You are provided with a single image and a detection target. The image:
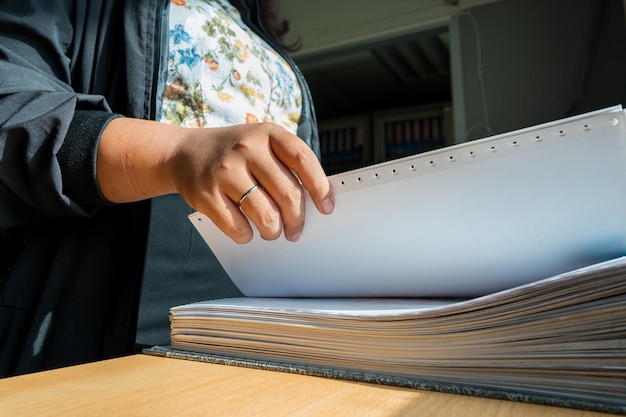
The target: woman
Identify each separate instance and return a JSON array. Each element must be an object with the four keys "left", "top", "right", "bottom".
[{"left": 0, "top": 0, "right": 334, "bottom": 377}]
